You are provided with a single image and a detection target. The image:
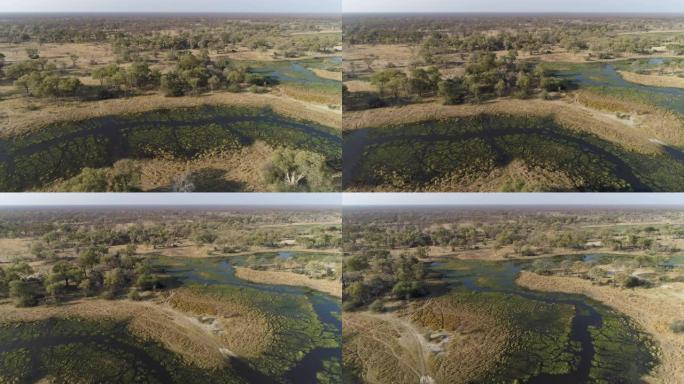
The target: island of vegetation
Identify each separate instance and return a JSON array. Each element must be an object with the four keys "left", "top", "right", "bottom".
[
  {"left": 342, "top": 206, "right": 684, "bottom": 383},
  {"left": 0, "top": 206, "right": 342, "bottom": 383},
  {"left": 343, "top": 14, "right": 684, "bottom": 192},
  {"left": 0, "top": 14, "right": 342, "bottom": 191}
]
